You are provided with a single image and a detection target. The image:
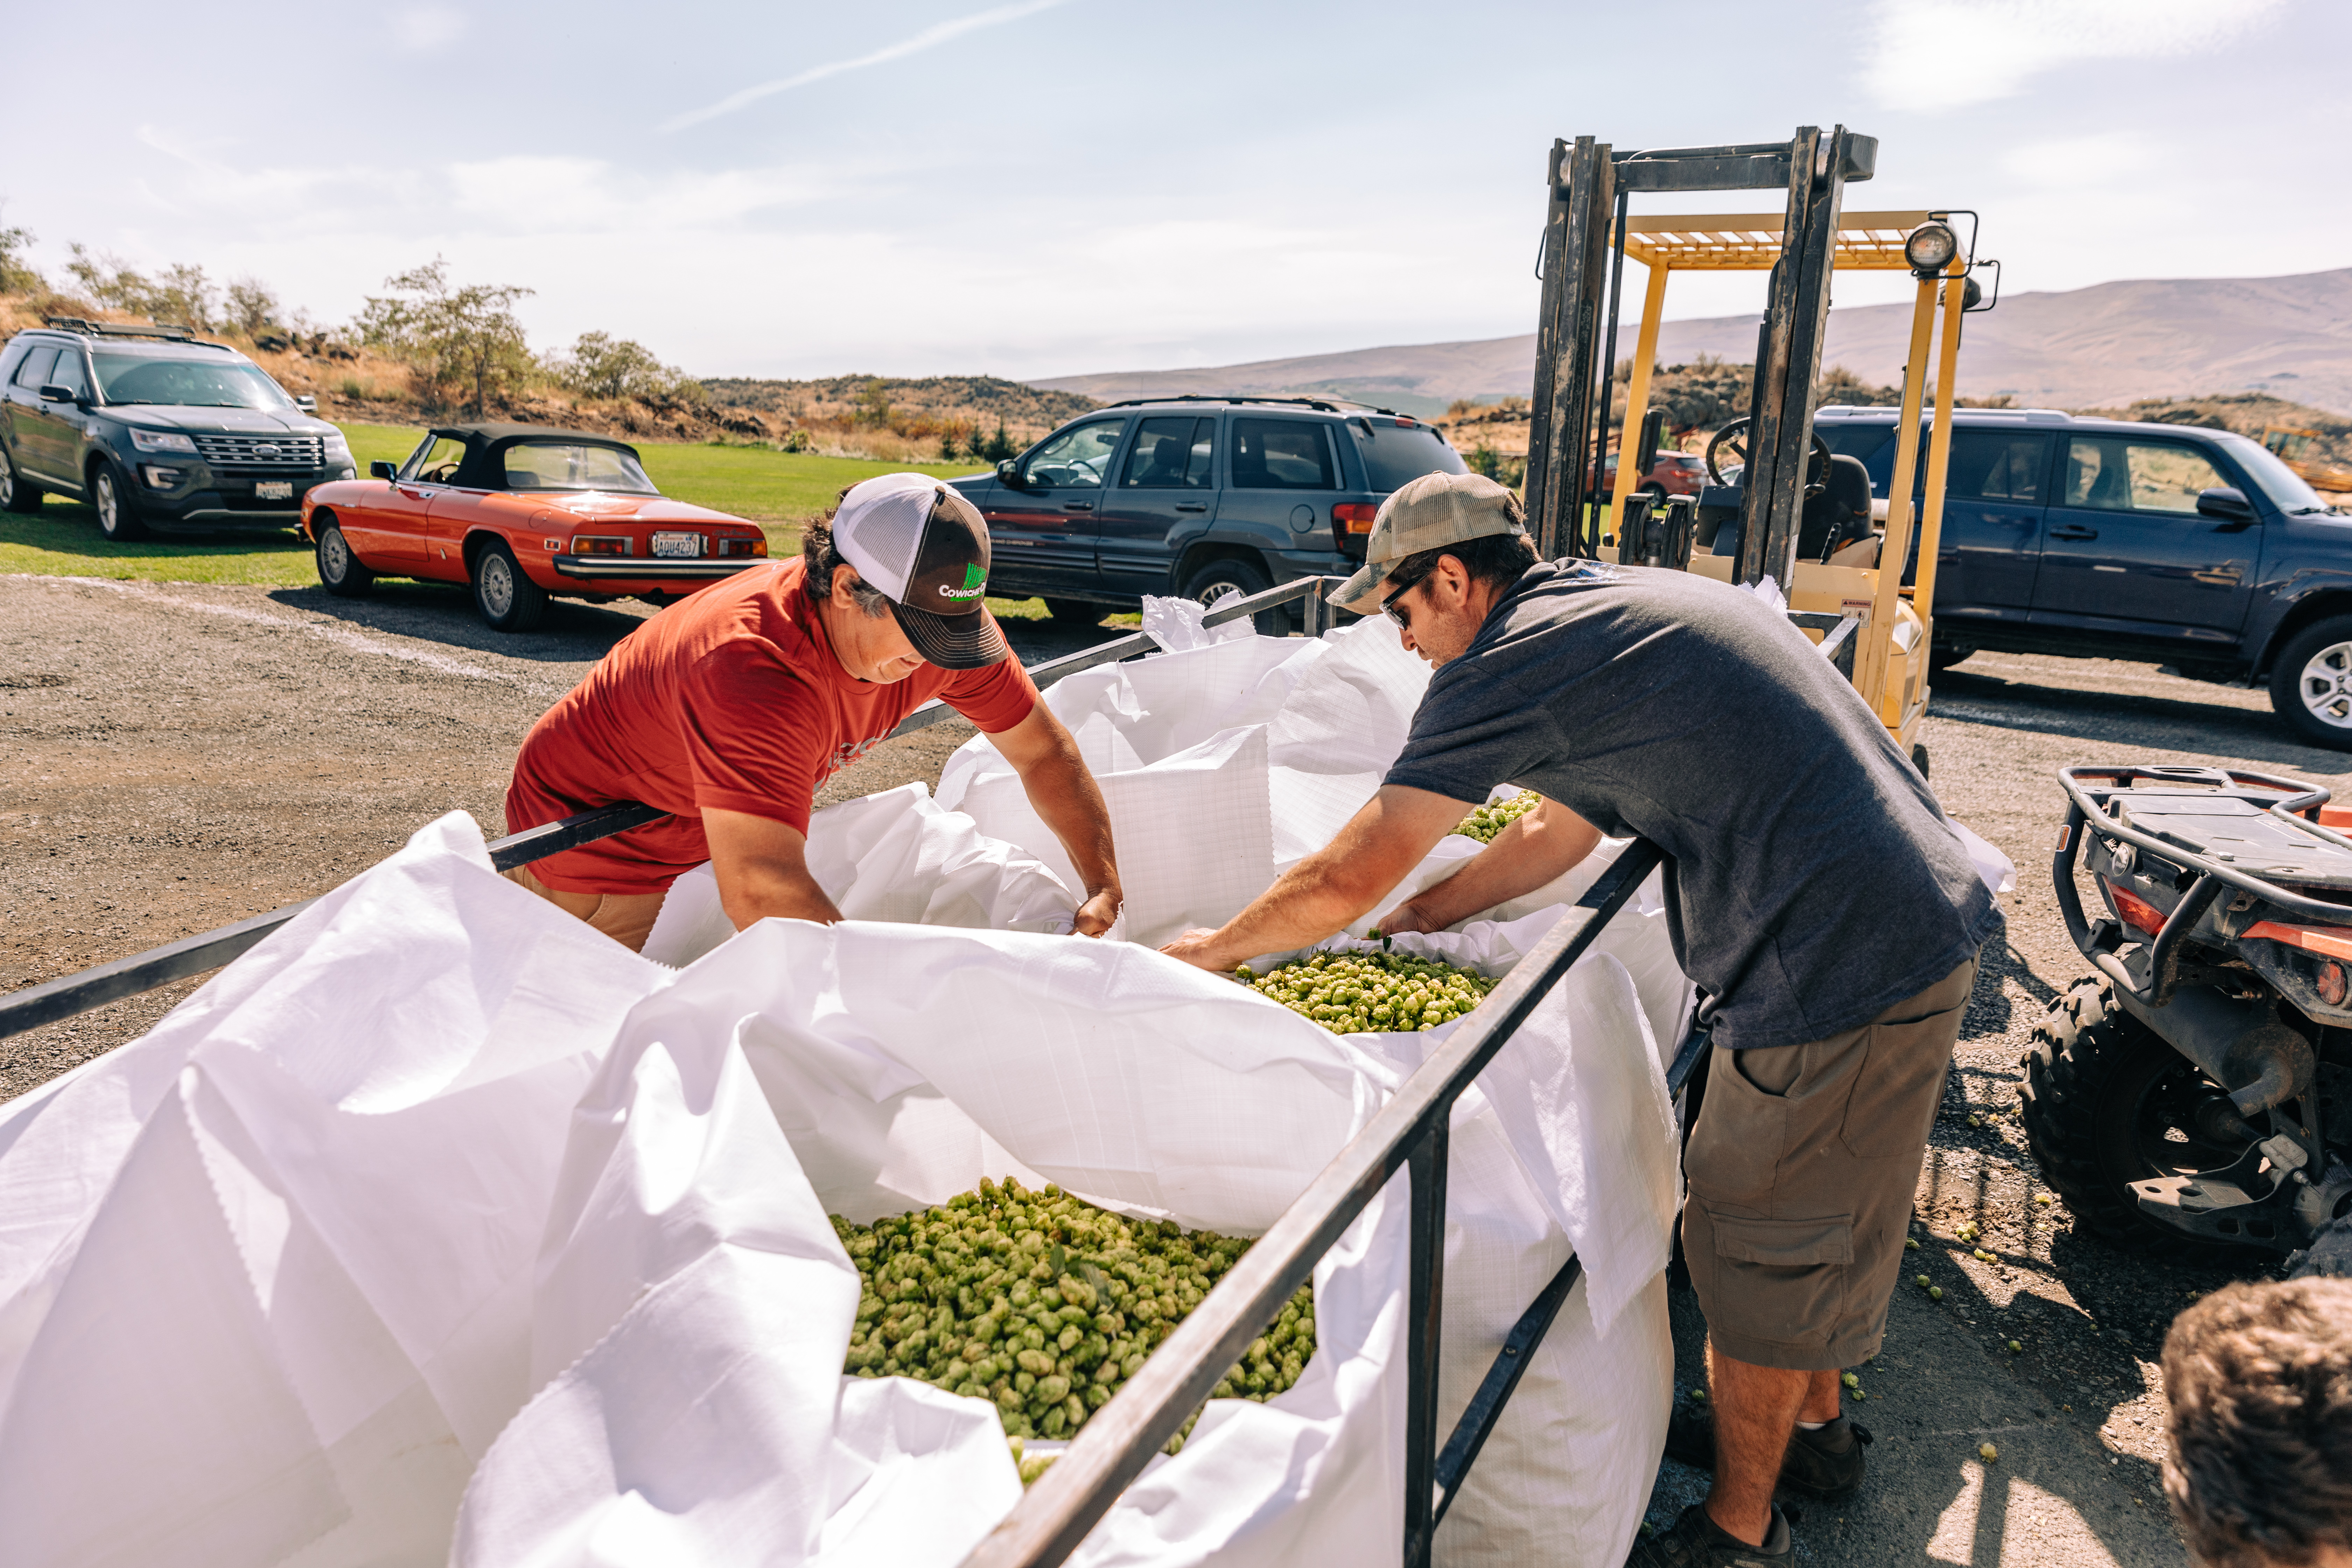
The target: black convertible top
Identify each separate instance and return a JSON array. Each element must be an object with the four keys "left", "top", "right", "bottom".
[{"left": 423, "top": 423, "right": 645, "bottom": 491}]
